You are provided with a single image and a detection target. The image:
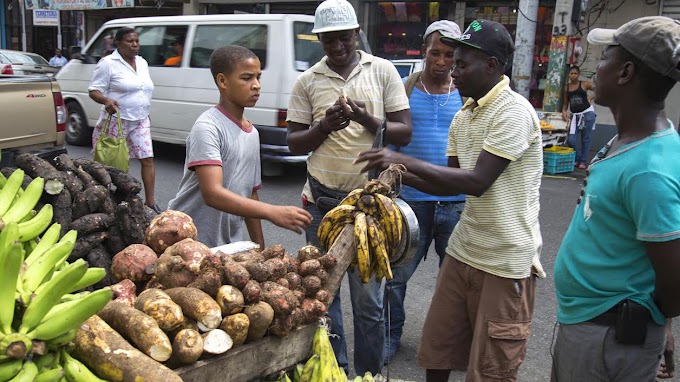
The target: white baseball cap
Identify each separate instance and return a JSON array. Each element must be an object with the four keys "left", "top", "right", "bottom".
[
  {"left": 312, "top": 0, "right": 360, "bottom": 34},
  {"left": 423, "top": 20, "right": 462, "bottom": 42}
]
